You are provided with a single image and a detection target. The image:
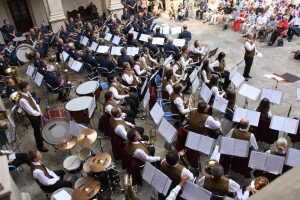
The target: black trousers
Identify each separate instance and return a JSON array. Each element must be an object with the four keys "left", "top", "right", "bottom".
[
  {"left": 40, "top": 170, "right": 72, "bottom": 193},
  {"left": 125, "top": 95, "right": 139, "bottom": 115},
  {"left": 28, "top": 116, "right": 44, "bottom": 150},
  {"left": 243, "top": 56, "right": 254, "bottom": 77},
  {"left": 220, "top": 70, "right": 231, "bottom": 90},
  {"left": 10, "top": 153, "right": 30, "bottom": 168},
  {"left": 269, "top": 29, "right": 280, "bottom": 45}
]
